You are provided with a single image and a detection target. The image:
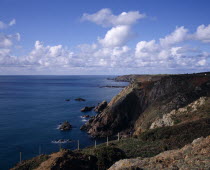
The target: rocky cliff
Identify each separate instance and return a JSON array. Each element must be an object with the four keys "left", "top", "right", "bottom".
[{"left": 81, "top": 73, "right": 210, "bottom": 137}]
